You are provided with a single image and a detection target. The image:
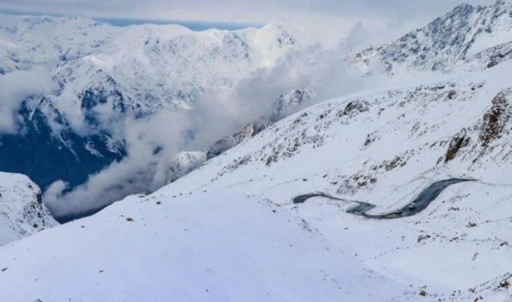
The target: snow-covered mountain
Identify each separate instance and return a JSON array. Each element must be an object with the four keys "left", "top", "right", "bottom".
[
  {"left": 354, "top": 0, "right": 512, "bottom": 74},
  {"left": 0, "top": 14, "right": 304, "bottom": 195},
  {"left": 203, "top": 89, "right": 314, "bottom": 160},
  {"left": 2, "top": 0, "right": 512, "bottom": 215},
  {"left": 0, "top": 13, "right": 300, "bottom": 119},
  {"left": 0, "top": 172, "right": 57, "bottom": 245},
  {"left": 2, "top": 58, "right": 512, "bottom": 300}
]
